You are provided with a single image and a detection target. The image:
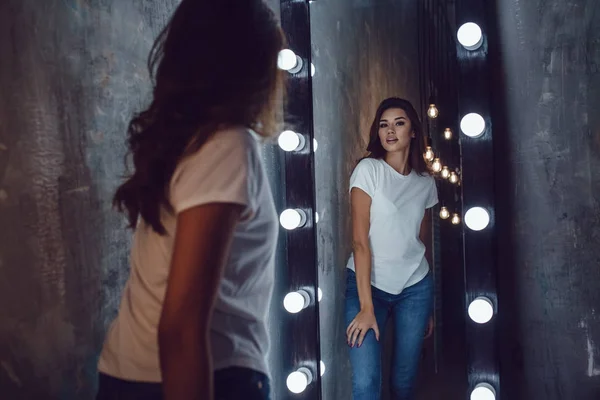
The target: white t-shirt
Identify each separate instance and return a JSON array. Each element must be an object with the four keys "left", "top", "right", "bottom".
[
  {"left": 98, "top": 127, "right": 278, "bottom": 382},
  {"left": 346, "top": 158, "right": 438, "bottom": 295}
]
